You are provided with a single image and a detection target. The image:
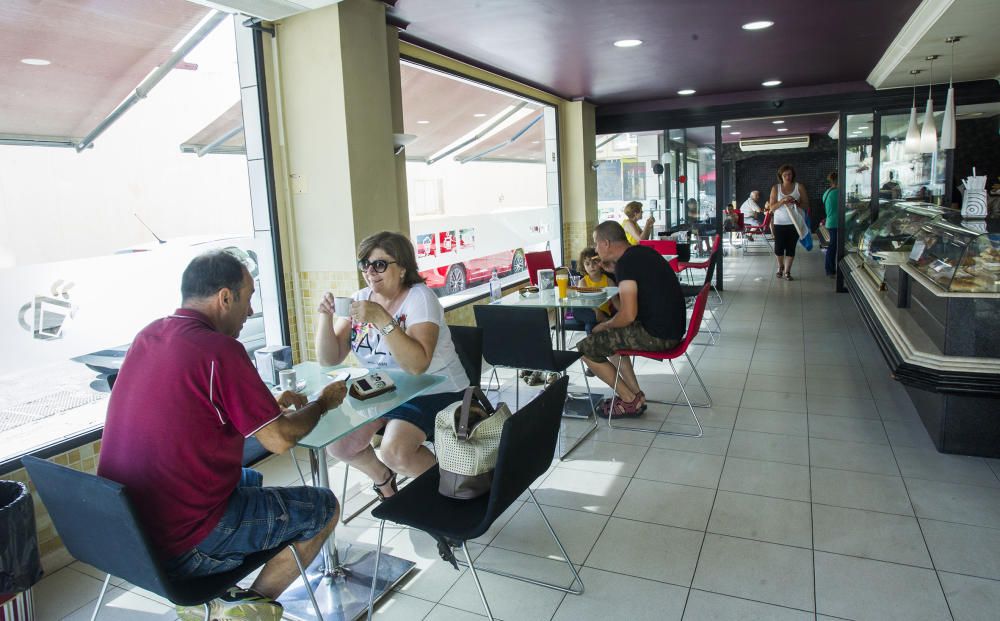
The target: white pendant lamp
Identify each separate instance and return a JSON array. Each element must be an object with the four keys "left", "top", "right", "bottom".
[
  {"left": 919, "top": 55, "right": 938, "bottom": 154},
  {"left": 905, "top": 69, "right": 921, "bottom": 153},
  {"left": 940, "top": 36, "right": 960, "bottom": 150}
]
